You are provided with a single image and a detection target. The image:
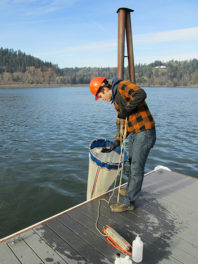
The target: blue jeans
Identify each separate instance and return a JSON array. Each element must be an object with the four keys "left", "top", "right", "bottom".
[{"left": 123, "top": 128, "right": 156, "bottom": 206}]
